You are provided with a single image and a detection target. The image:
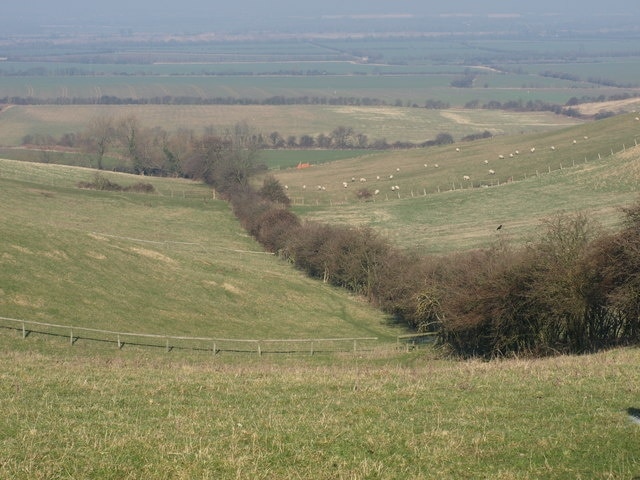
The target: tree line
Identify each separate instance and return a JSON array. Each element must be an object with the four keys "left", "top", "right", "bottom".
[
  {"left": 22, "top": 117, "right": 459, "bottom": 174},
  {"left": 179, "top": 131, "right": 640, "bottom": 358}
]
